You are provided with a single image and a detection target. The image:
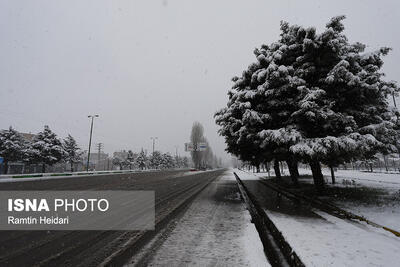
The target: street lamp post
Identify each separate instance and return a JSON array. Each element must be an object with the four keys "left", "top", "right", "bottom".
[
  {"left": 86, "top": 114, "right": 99, "bottom": 171},
  {"left": 175, "top": 145, "right": 179, "bottom": 158},
  {"left": 150, "top": 137, "right": 158, "bottom": 155}
]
